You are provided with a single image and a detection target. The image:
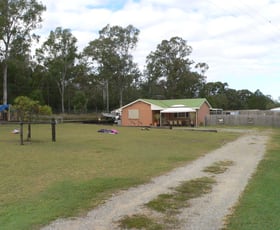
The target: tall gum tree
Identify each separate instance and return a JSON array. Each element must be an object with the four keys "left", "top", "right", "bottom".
[
  {"left": 84, "top": 24, "right": 140, "bottom": 109},
  {"left": 145, "top": 36, "right": 206, "bottom": 99},
  {"left": 0, "top": 0, "right": 46, "bottom": 105},
  {"left": 36, "top": 27, "right": 78, "bottom": 113}
]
